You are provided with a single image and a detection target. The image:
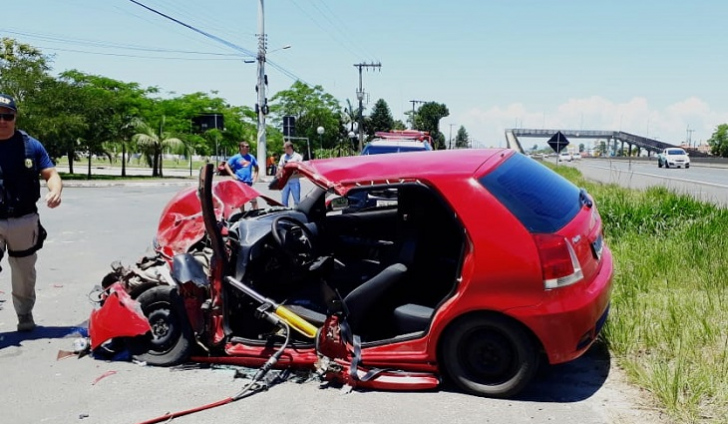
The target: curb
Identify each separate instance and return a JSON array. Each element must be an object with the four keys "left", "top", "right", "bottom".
[{"left": 62, "top": 179, "right": 197, "bottom": 188}]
